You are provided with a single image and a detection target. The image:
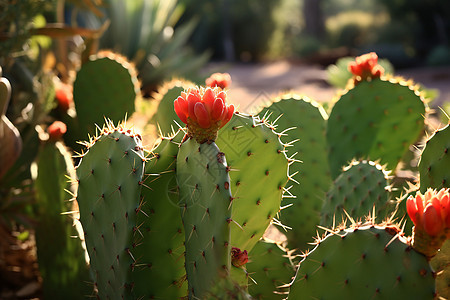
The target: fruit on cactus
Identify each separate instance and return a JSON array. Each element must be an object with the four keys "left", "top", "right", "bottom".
[
  {"left": 55, "top": 82, "right": 73, "bottom": 112},
  {"left": 348, "top": 52, "right": 384, "bottom": 80},
  {"left": 407, "top": 188, "right": 450, "bottom": 257},
  {"left": 231, "top": 247, "right": 248, "bottom": 268},
  {"left": 174, "top": 86, "right": 234, "bottom": 143},
  {"left": 205, "top": 72, "right": 232, "bottom": 89},
  {"left": 48, "top": 121, "right": 67, "bottom": 140}
]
